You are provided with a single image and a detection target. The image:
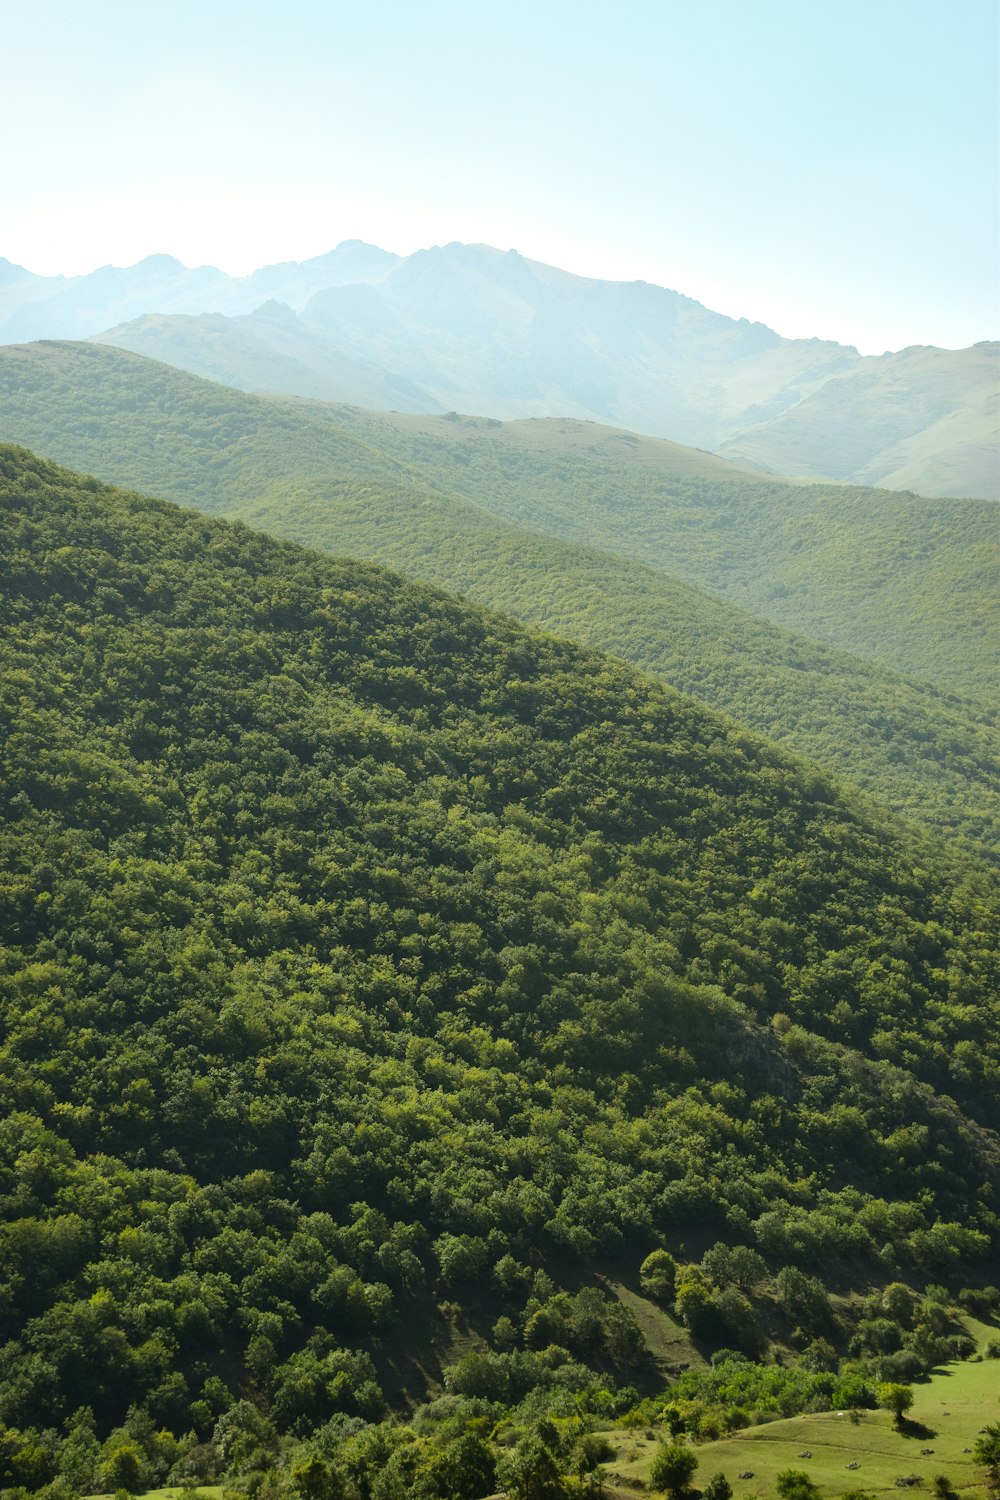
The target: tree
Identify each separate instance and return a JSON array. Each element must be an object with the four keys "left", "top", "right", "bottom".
[
  {"left": 571, "top": 1434, "right": 615, "bottom": 1483},
  {"left": 497, "top": 1435, "right": 566, "bottom": 1500},
  {"left": 875, "top": 1382, "right": 914, "bottom": 1427},
  {"left": 293, "top": 1456, "right": 343, "bottom": 1500},
  {"left": 882, "top": 1282, "right": 917, "bottom": 1326},
  {"left": 701, "top": 1244, "right": 766, "bottom": 1293},
  {"left": 972, "top": 1424, "right": 1000, "bottom": 1498},
  {"left": 673, "top": 1268, "right": 719, "bottom": 1339},
  {"left": 639, "top": 1250, "right": 677, "bottom": 1303},
  {"left": 492, "top": 1314, "right": 518, "bottom": 1351},
  {"left": 702, "top": 1474, "right": 733, "bottom": 1500},
  {"left": 434, "top": 1233, "right": 488, "bottom": 1290},
  {"left": 775, "top": 1267, "right": 831, "bottom": 1336},
  {"left": 99, "top": 1443, "right": 144, "bottom": 1495},
  {"left": 649, "top": 1443, "right": 698, "bottom": 1497},
  {"left": 775, "top": 1471, "right": 821, "bottom": 1500},
  {"left": 435, "top": 1433, "right": 497, "bottom": 1500}
]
